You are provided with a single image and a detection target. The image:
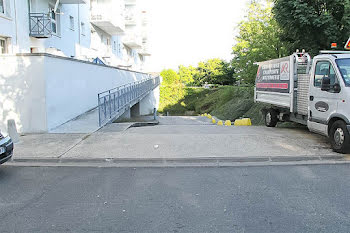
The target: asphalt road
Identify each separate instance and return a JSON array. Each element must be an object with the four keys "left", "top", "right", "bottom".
[{"left": 0, "top": 165, "right": 350, "bottom": 233}]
